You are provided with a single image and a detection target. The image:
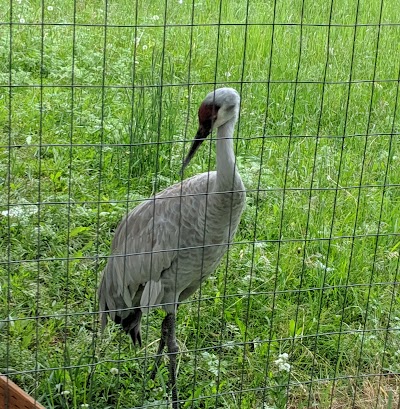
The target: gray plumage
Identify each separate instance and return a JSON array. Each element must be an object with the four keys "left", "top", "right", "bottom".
[{"left": 98, "top": 87, "right": 245, "bottom": 408}]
